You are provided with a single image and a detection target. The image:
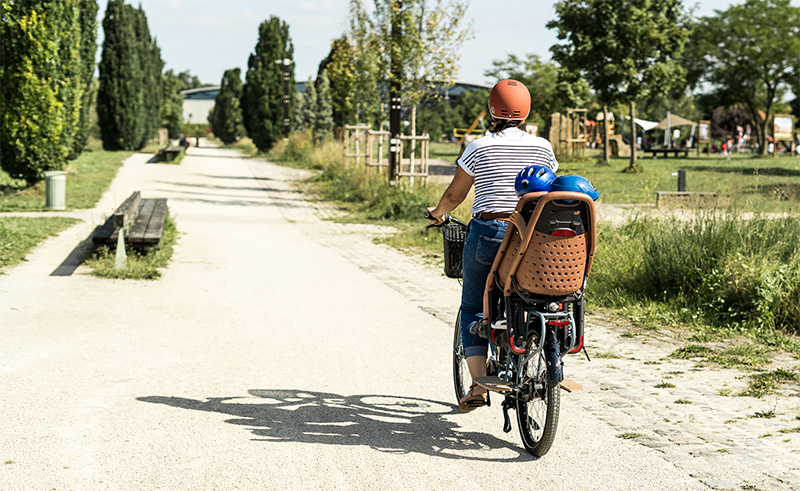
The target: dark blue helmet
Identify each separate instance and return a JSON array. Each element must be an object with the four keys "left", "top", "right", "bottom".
[
  {"left": 548, "top": 174, "right": 600, "bottom": 201},
  {"left": 514, "top": 165, "right": 556, "bottom": 196}
]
